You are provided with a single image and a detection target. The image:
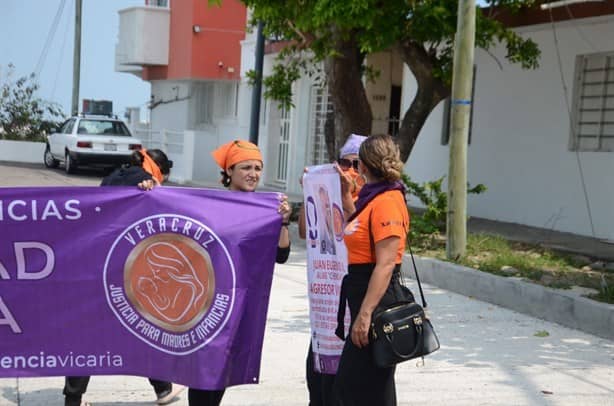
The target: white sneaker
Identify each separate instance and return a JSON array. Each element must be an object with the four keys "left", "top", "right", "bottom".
[{"left": 156, "top": 384, "right": 186, "bottom": 405}]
